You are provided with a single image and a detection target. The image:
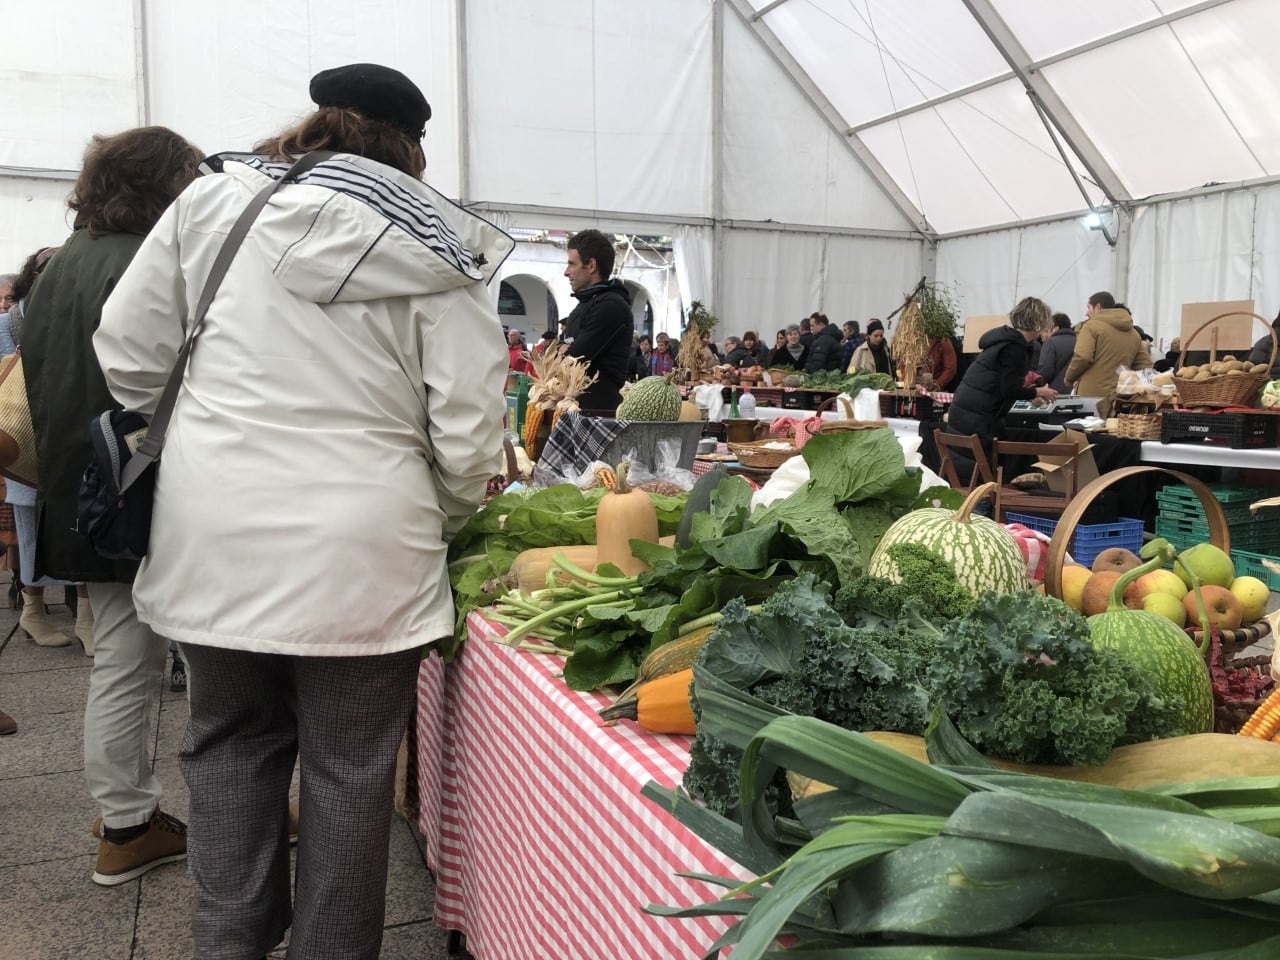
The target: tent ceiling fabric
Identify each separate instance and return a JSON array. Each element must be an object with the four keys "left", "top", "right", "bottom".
[{"left": 751, "top": 0, "right": 1280, "bottom": 233}]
